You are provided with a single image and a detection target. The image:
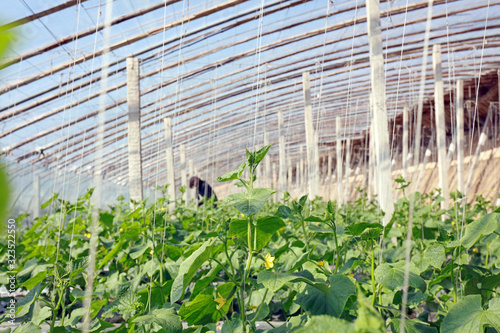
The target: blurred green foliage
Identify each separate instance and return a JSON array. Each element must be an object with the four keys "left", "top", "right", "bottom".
[{"left": 0, "top": 23, "right": 14, "bottom": 229}]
